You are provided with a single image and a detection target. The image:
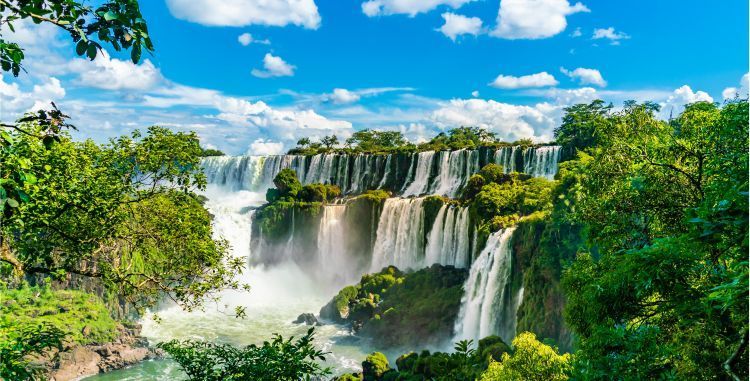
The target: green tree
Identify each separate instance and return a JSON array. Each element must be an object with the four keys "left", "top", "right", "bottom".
[
  {"left": 321, "top": 134, "right": 339, "bottom": 150},
  {"left": 158, "top": 328, "right": 331, "bottom": 381},
  {"left": 561, "top": 100, "right": 749, "bottom": 380},
  {"left": 554, "top": 100, "right": 612, "bottom": 152},
  {"left": 0, "top": 126, "right": 244, "bottom": 312},
  {"left": 345, "top": 129, "right": 408, "bottom": 153},
  {"left": 480, "top": 332, "right": 572, "bottom": 381}
]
